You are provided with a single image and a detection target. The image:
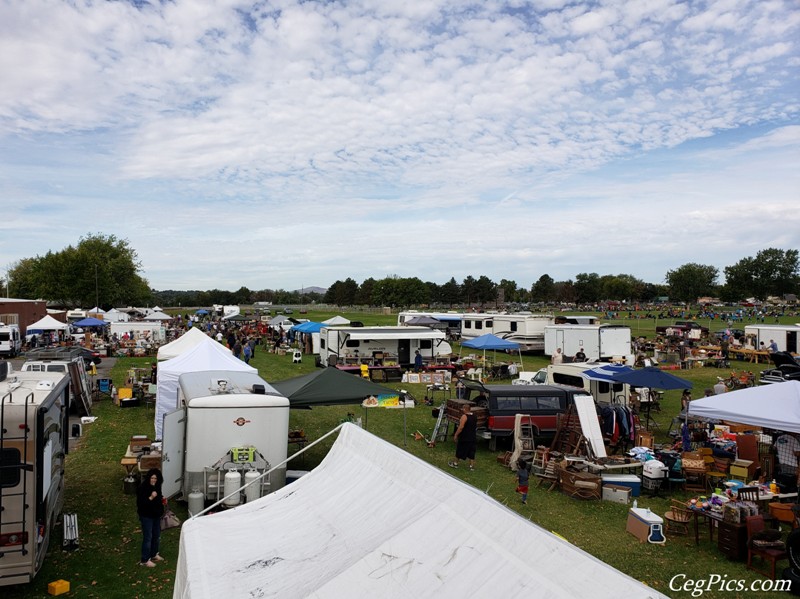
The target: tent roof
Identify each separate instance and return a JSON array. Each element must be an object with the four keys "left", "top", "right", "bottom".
[
  {"left": 613, "top": 366, "right": 693, "bottom": 390},
  {"left": 689, "top": 381, "right": 800, "bottom": 433},
  {"left": 322, "top": 315, "right": 350, "bottom": 325},
  {"left": 144, "top": 311, "right": 172, "bottom": 321},
  {"left": 174, "top": 423, "right": 667, "bottom": 599},
  {"left": 462, "top": 333, "right": 520, "bottom": 350},
  {"left": 404, "top": 315, "right": 440, "bottom": 326},
  {"left": 72, "top": 317, "right": 107, "bottom": 328},
  {"left": 157, "top": 328, "right": 231, "bottom": 361},
  {"left": 581, "top": 364, "right": 635, "bottom": 383},
  {"left": 272, "top": 368, "right": 398, "bottom": 408},
  {"left": 26, "top": 314, "right": 69, "bottom": 330}
]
